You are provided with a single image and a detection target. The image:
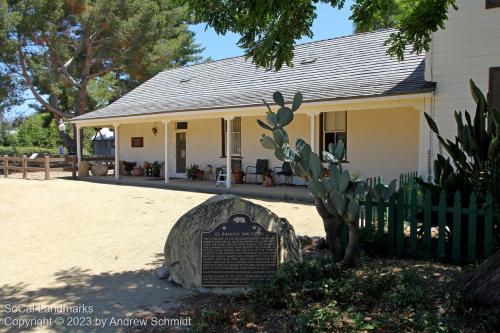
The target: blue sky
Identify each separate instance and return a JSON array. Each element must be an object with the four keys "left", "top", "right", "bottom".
[
  {"left": 190, "top": 2, "right": 354, "bottom": 60},
  {"left": 7, "top": 1, "right": 354, "bottom": 120}
]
